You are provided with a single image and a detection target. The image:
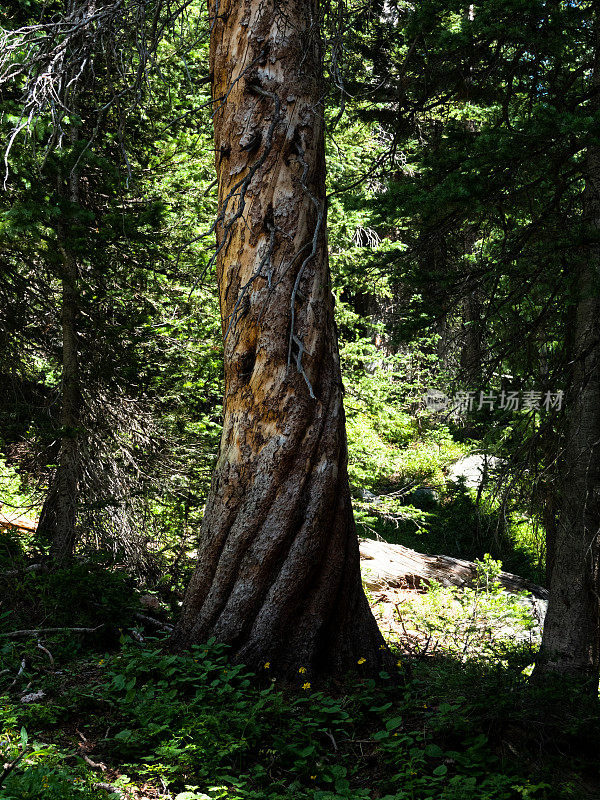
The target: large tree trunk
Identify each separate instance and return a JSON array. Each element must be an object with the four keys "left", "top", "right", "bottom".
[
  {"left": 172, "top": 0, "right": 388, "bottom": 678},
  {"left": 37, "top": 160, "right": 82, "bottom": 567},
  {"left": 532, "top": 19, "right": 600, "bottom": 694}
]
